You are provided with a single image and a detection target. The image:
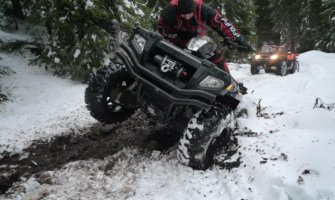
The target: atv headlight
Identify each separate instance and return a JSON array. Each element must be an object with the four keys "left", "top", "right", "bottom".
[
  {"left": 199, "top": 76, "right": 225, "bottom": 89},
  {"left": 255, "top": 54, "right": 261, "bottom": 60},
  {"left": 132, "top": 34, "right": 146, "bottom": 54},
  {"left": 187, "top": 37, "right": 209, "bottom": 51},
  {"left": 270, "top": 54, "right": 278, "bottom": 60}
]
